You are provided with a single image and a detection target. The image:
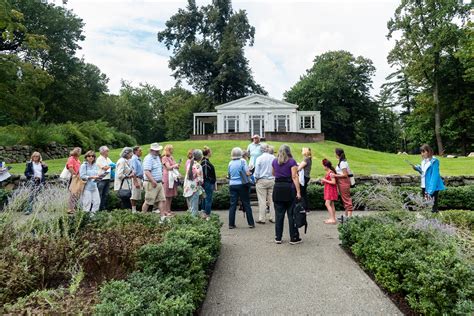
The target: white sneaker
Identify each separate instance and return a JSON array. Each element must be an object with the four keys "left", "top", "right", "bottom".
[
  {"left": 153, "top": 209, "right": 160, "bottom": 214},
  {"left": 132, "top": 209, "right": 137, "bottom": 214}
]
